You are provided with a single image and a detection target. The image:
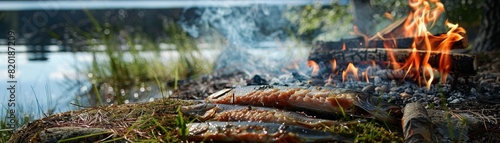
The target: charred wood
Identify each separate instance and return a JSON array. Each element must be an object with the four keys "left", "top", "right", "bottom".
[
  {"left": 316, "top": 34, "right": 467, "bottom": 51},
  {"left": 308, "top": 47, "right": 476, "bottom": 76}
]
